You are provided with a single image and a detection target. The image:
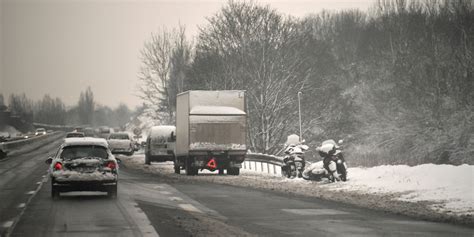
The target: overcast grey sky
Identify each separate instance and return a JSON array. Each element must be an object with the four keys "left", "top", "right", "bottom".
[{"left": 0, "top": 0, "right": 372, "bottom": 108}]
